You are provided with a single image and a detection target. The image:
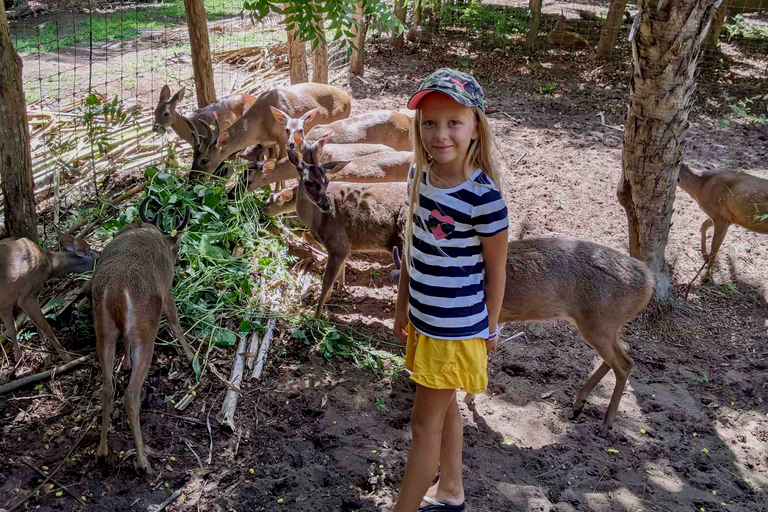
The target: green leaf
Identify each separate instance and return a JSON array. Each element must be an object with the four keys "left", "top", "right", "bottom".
[
  {"left": 501, "top": 438, "right": 516, "bottom": 446},
  {"left": 34, "top": 384, "right": 44, "bottom": 390},
  {"left": 606, "top": 448, "right": 620, "bottom": 454},
  {"left": 212, "top": 330, "right": 238, "bottom": 347},
  {"left": 192, "top": 356, "right": 202, "bottom": 377},
  {"left": 239, "top": 320, "right": 251, "bottom": 332}
]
